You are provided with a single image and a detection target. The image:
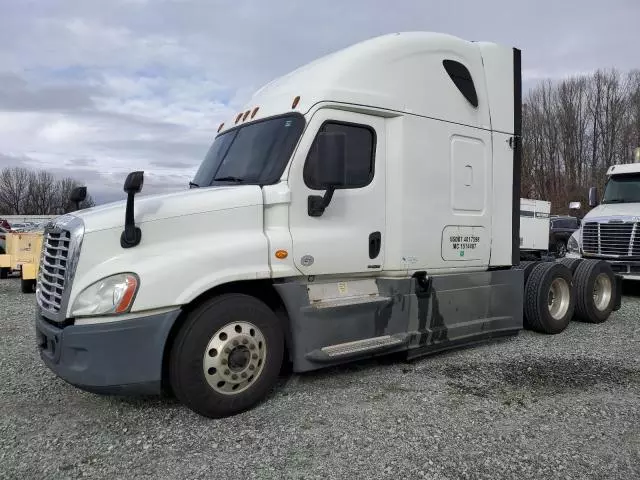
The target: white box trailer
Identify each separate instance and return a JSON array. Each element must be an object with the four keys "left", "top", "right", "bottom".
[
  {"left": 520, "top": 198, "right": 550, "bottom": 258},
  {"left": 34, "top": 32, "right": 622, "bottom": 418}
]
